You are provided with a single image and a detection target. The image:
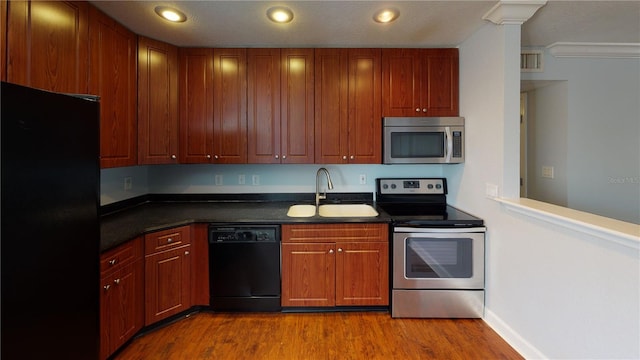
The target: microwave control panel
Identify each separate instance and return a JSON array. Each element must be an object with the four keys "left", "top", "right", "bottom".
[{"left": 377, "top": 178, "right": 447, "bottom": 195}]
